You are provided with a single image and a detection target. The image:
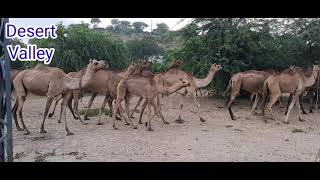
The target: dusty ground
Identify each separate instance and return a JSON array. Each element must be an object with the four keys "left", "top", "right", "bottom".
[{"left": 12, "top": 93, "right": 320, "bottom": 162}]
